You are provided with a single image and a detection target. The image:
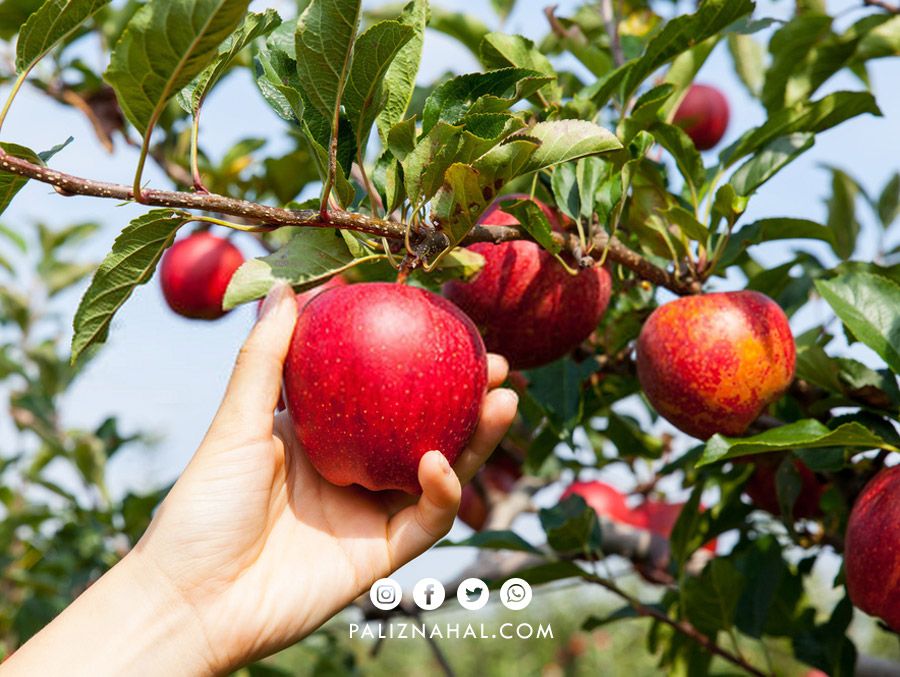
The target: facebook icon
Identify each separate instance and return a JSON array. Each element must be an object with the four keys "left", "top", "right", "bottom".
[{"left": 413, "top": 578, "right": 445, "bottom": 610}]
